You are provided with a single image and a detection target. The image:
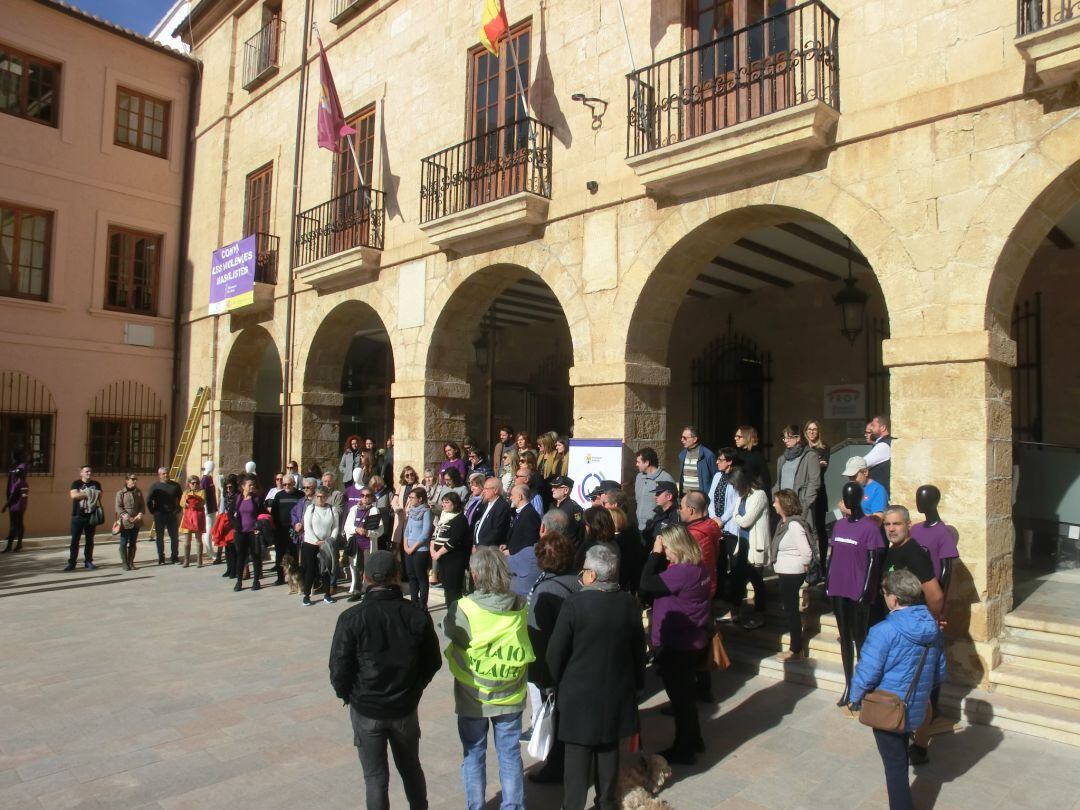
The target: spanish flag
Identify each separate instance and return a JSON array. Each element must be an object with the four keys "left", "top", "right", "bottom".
[{"left": 479, "top": 0, "right": 509, "bottom": 56}]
